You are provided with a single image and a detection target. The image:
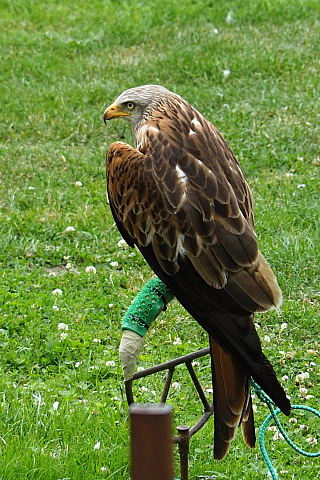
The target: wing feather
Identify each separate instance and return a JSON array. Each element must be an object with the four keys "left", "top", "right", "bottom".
[
  {"left": 210, "top": 336, "right": 255, "bottom": 460},
  {"left": 106, "top": 101, "right": 280, "bottom": 311}
]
